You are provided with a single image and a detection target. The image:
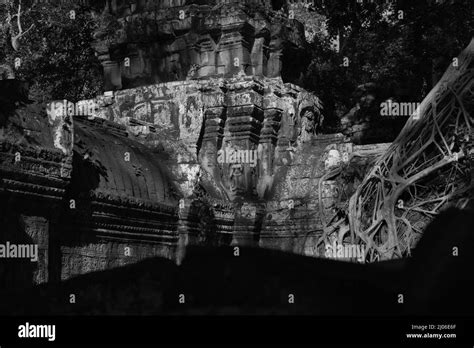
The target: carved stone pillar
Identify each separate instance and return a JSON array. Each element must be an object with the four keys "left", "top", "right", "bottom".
[
  {"left": 19, "top": 215, "right": 49, "bottom": 284},
  {"left": 275, "top": 85, "right": 299, "bottom": 165},
  {"left": 197, "top": 36, "right": 218, "bottom": 78},
  {"left": 199, "top": 84, "right": 227, "bottom": 180},
  {"left": 216, "top": 24, "right": 254, "bottom": 77},
  {"left": 251, "top": 35, "right": 270, "bottom": 76},
  {"left": 221, "top": 79, "right": 264, "bottom": 201},
  {"left": 256, "top": 92, "right": 283, "bottom": 198}
]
